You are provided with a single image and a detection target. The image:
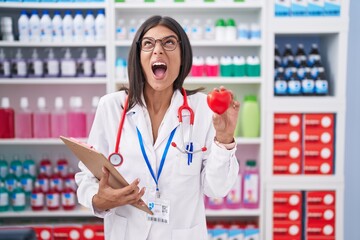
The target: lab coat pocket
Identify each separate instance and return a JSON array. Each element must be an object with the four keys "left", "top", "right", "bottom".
[
  {"left": 172, "top": 224, "right": 202, "bottom": 240},
  {"left": 107, "top": 213, "right": 127, "bottom": 240},
  {"left": 178, "top": 151, "right": 202, "bottom": 176}
]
